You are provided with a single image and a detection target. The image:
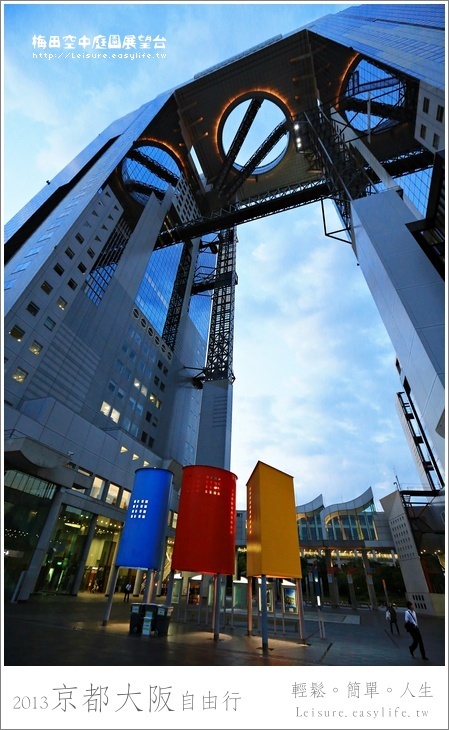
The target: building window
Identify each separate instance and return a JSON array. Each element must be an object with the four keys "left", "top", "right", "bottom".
[
  {"left": 78, "top": 262, "right": 87, "bottom": 274},
  {"left": 25, "top": 245, "right": 43, "bottom": 257},
  {"left": 44, "top": 317, "right": 56, "bottom": 330},
  {"left": 65, "top": 247, "right": 75, "bottom": 259},
  {"left": 145, "top": 411, "right": 152, "bottom": 423},
  {"left": 76, "top": 233, "right": 84, "bottom": 243},
  {"left": 422, "top": 96, "right": 429, "bottom": 114},
  {"left": 149, "top": 393, "right": 161, "bottom": 409},
  {"left": 141, "top": 431, "right": 148, "bottom": 443},
  {"left": 91, "top": 476, "right": 105, "bottom": 499},
  {"left": 100, "top": 401, "right": 111, "bottom": 417},
  {"left": 9, "top": 325, "right": 25, "bottom": 341},
  {"left": 12, "top": 367, "right": 28, "bottom": 383},
  {"left": 105, "top": 483, "right": 120, "bottom": 506},
  {"left": 432, "top": 133, "right": 440, "bottom": 149},
  {"left": 57, "top": 297, "right": 67, "bottom": 310},
  {"left": 29, "top": 340, "right": 43, "bottom": 355},
  {"left": 41, "top": 281, "right": 53, "bottom": 294},
  {"left": 12, "top": 261, "right": 31, "bottom": 273},
  {"left": 436, "top": 105, "right": 444, "bottom": 123},
  {"left": 67, "top": 278, "right": 78, "bottom": 290},
  {"left": 110, "top": 408, "right": 120, "bottom": 423},
  {"left": 420, "top": 124, "right": 426, "bottom": 139},
  {"left": 54, "top": 263, "right": 64, "bottom": 276},
  {"left": 108, "top": 380, "right": 117, "bottom": 393},
  {"left": 117, "top": 388, "right": 125, "bottom": 400},
  {"left": 87, "top": 248, "right": 95, "bottom": 258},
  {"left": 26, "top": 301, "right": 40, "bottom": 316},
  {"left": 4, "top": 279, "right": 17, "bottom": 290},
  {"left": 119, "top": 489, "right": 131, "bottom": 510}
]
